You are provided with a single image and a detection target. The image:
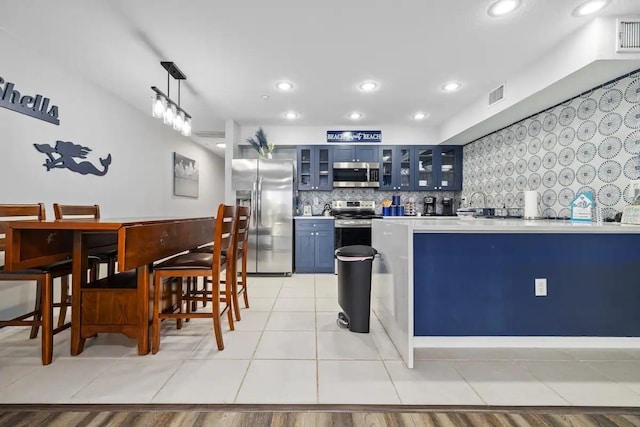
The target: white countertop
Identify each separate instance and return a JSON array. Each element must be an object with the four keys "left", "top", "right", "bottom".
[
  {"left": 294, "top": 216, "right": 334, "bottom": 219},
  {"left": 380, "top": 216, "right": 458, "bottom": 220},
  {"left": 374, "top": 217, "right": 640, "bottom": 233}
]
